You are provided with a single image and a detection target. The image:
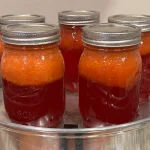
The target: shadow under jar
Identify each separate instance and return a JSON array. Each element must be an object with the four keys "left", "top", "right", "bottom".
[
  {"left": 108, "top": 14, "right": 150, "bottom": 104},
  {"left": 58, "top": 10, "right": 100, "bottom": 92},
  {"left": 1, "top": 24, "right": 65, "bottom": 128},
  {"left": 79, "top": 23, "right": 142, "bottom": 127}
]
